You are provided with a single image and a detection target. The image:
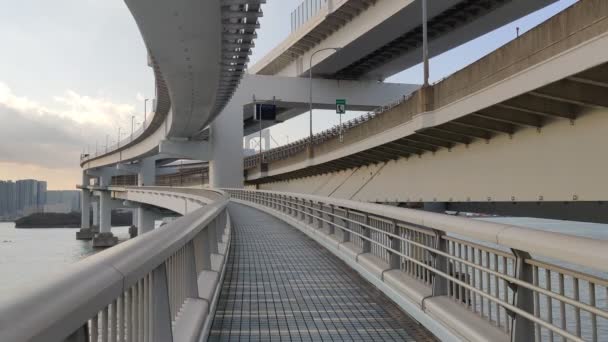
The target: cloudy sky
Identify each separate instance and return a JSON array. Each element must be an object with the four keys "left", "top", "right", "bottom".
[{"left": 0, "top": 0, "right": 576, "bottom": 189}]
